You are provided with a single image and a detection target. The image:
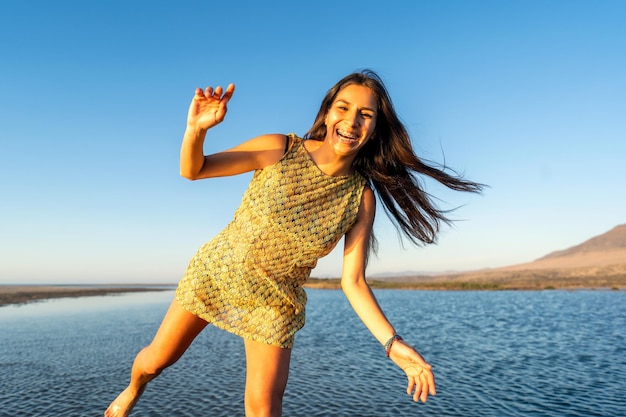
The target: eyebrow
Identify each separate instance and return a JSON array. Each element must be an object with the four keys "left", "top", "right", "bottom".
[{"left": 335, "top": 99, "right": 376, "bottom": 113}]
